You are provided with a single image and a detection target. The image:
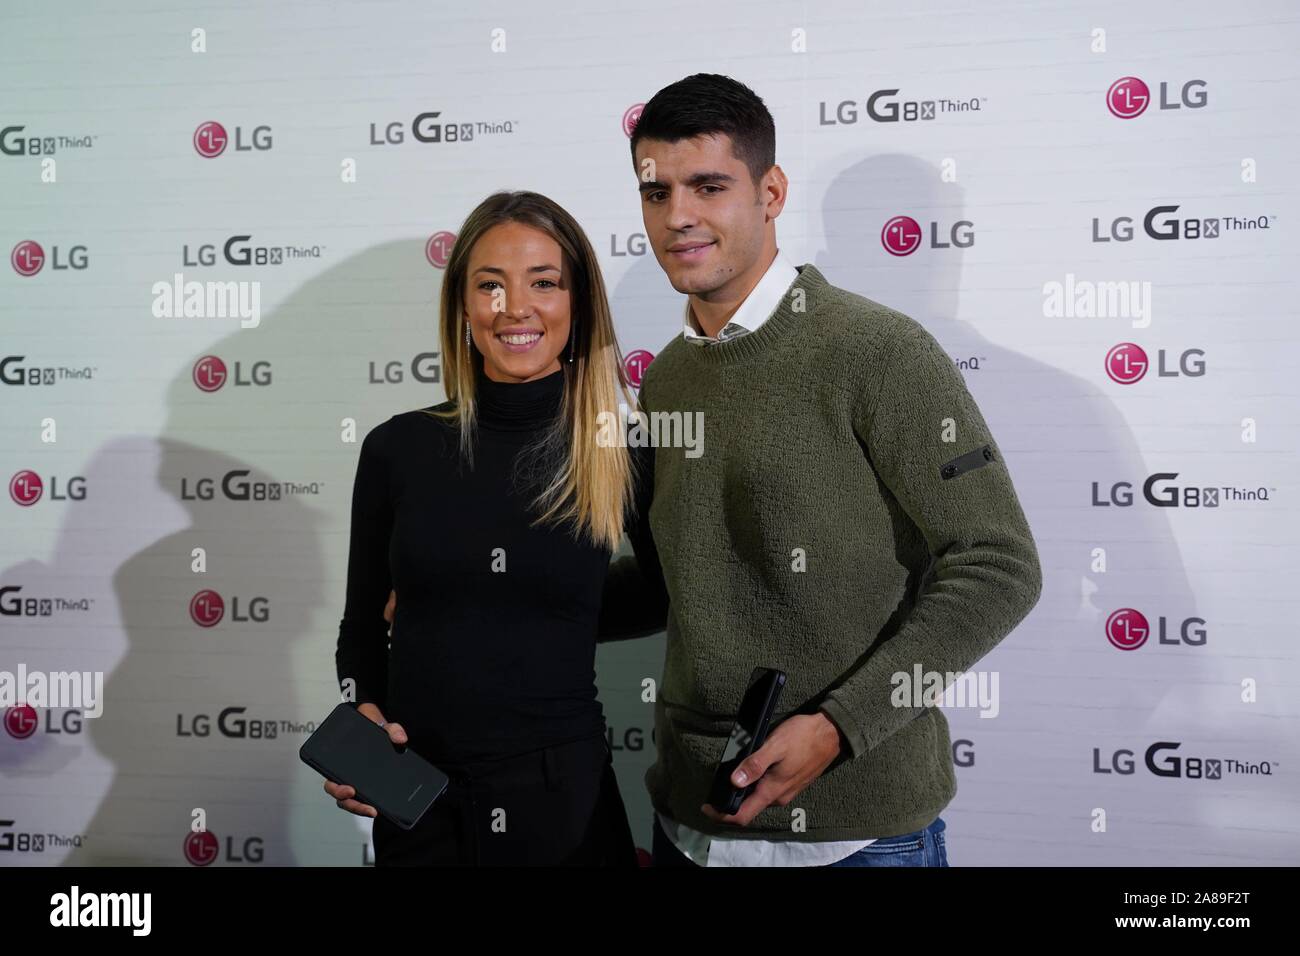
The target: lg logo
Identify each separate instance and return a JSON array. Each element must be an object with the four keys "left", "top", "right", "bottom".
[
  {"left": 426, "top": 231, "right": 455, "bottom": 268},
  {"left": 368, "top": 353, "right": 441, "bottom": 385},
  {"left": 881, "top": 216, "right": 973, "bottom": 256},
  {"left": 193, "top": 121, "right": 272, "bottom": 158},
  {"left": 609, "top": 234, "right": 650, "bottom": 257},
  {"left": 1105, "top": 609, "right": 1207, "bottom": 651},
  {"left": 189, "top": 589, "right": 269, "bottom": 627},
  {"left": 367, "top": 112, "right": 496, "bottom": 146},
  {"left": 192, "top": 355, "right": 272, "bottom": 392},
  {"left": 9, "top": 470, "right": 42, "bottom": 506},
  {"left": 1105, "top": 343, "right": 1206, "bottom": 384},
  {"left": 183, "top": 830, "right": 264, "bottom": 865},
  {"left": 624, "top": 350, "right": 654, "bottom": 388},
  {"left": 1107, "top": 77, "right": 1207, "bottom": 119},
  {"left": 190, "top": 590, "right": 225, "bottom": 628},
  {"left": 11, "top": 240, "right": 43, "bottom": 275},
  {"left": 4, "top": 706, "right": 38, "bottom": 739},
  {"left": 194, "top": 356, "right": 227, "bottom": 392},
  {"left": 3, "top": 706, "right": 82, "bottom": 738},
  {"left": 1105, "top": 343, "right": 1147, "bottom": 384},
  {"left": 184, "top": 830, "right": 219, "bottom": 865},
  {"left": 10, "top": 240, "right": 88, "bottom": 276},
  {"left": 622, "top": 104, "right": 644, "bottom": 138},
  {"left": 9, "top": 470, "right": 86, "bottom": 506},
  {"left": 1093, "top": 205, "right": 1223, "bottom": 242}
]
